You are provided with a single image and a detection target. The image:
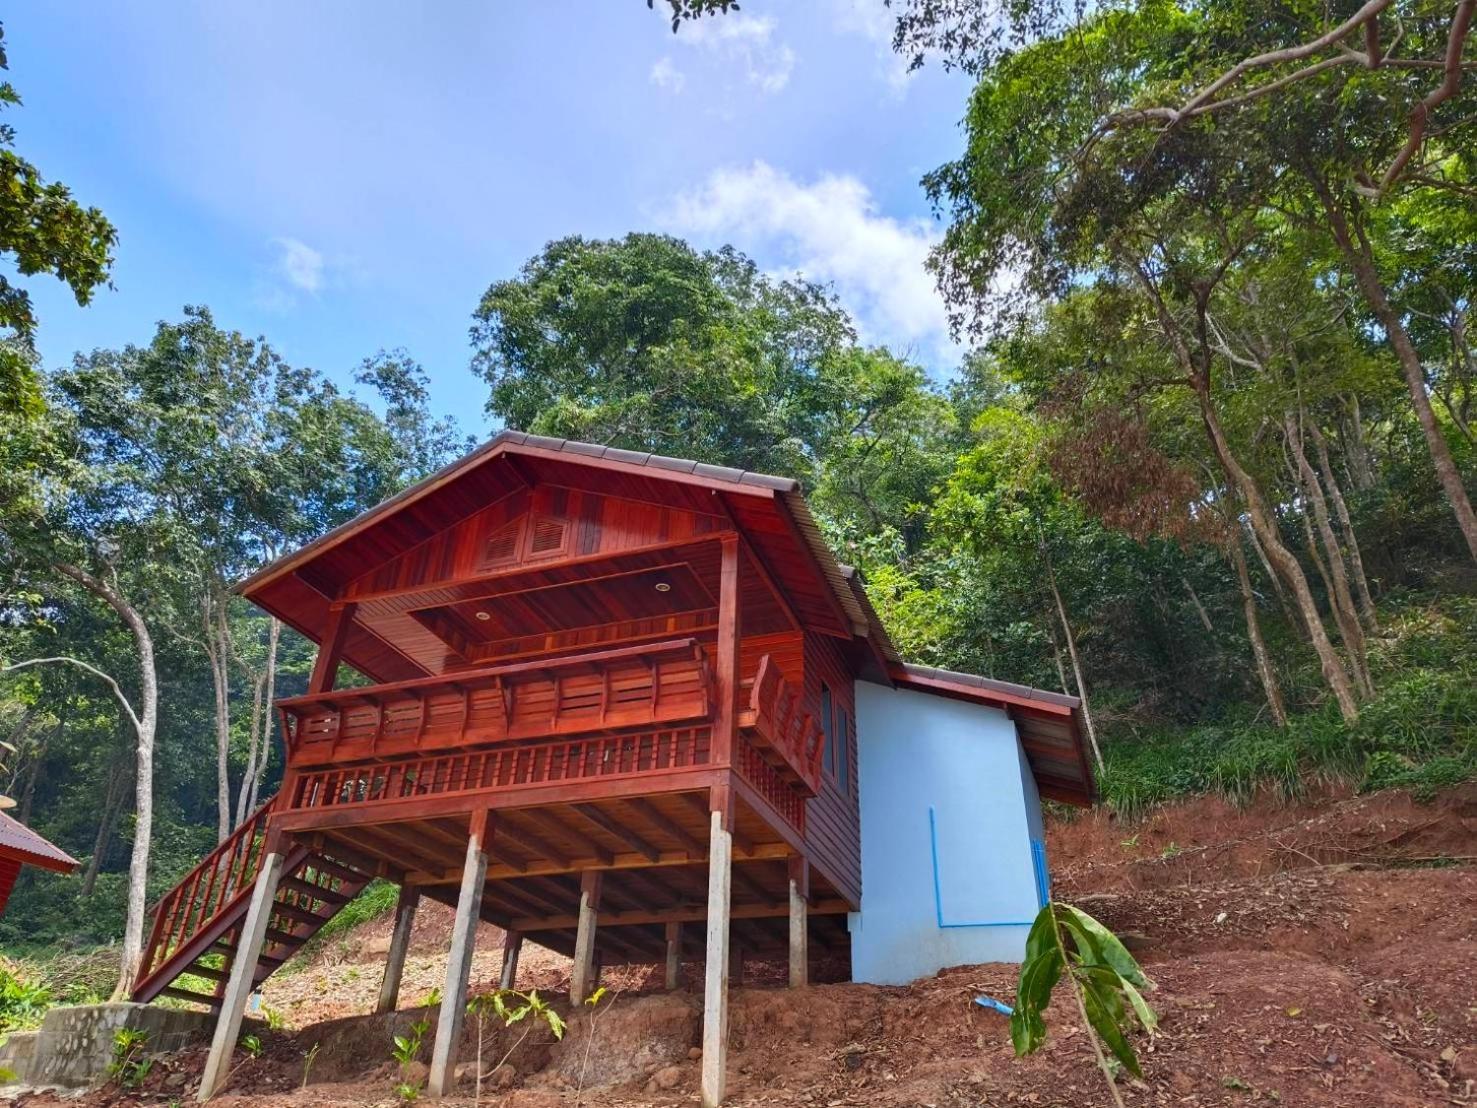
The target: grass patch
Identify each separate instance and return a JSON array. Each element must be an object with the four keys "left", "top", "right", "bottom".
[
  {"left": 1100, "top": 593, "right": 1477, "bottom": 817},
  {"left": 279, "top": 878, "right": 400, "bottom": 974}
]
